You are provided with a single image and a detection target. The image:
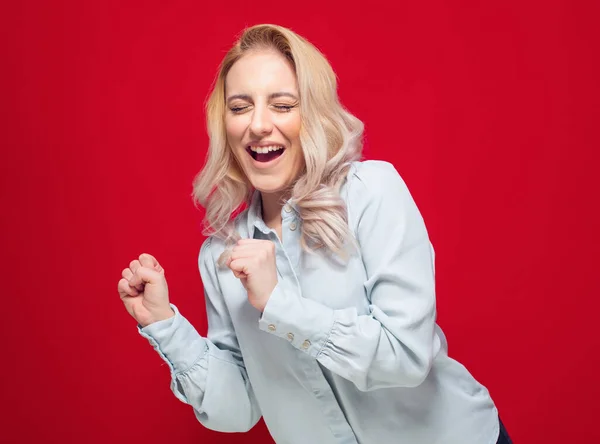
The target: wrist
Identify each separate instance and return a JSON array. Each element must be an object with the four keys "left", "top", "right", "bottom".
[
  {"left": 155, "top": 307, "right": 175, "bottom": 322},
  {"left": 140, "top": 307, "right": 175, "bottom": 328}
]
